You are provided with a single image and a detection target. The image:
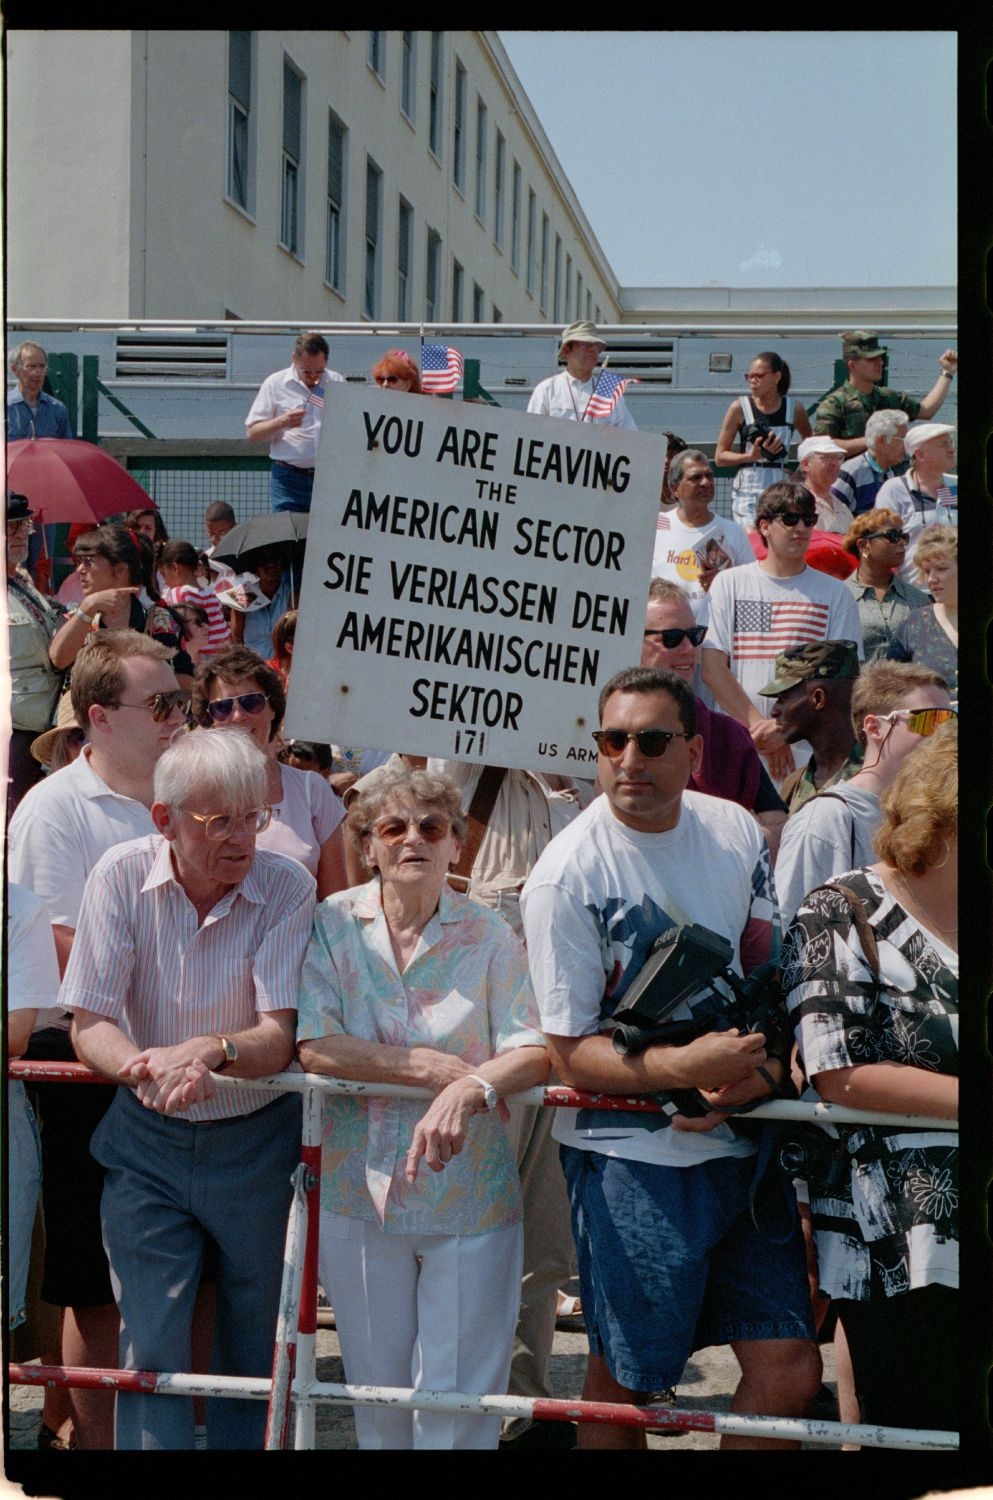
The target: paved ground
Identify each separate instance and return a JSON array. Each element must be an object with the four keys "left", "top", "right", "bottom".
[{"left": 7, "top": 1316, "right": 838, "bottom": 1453}]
